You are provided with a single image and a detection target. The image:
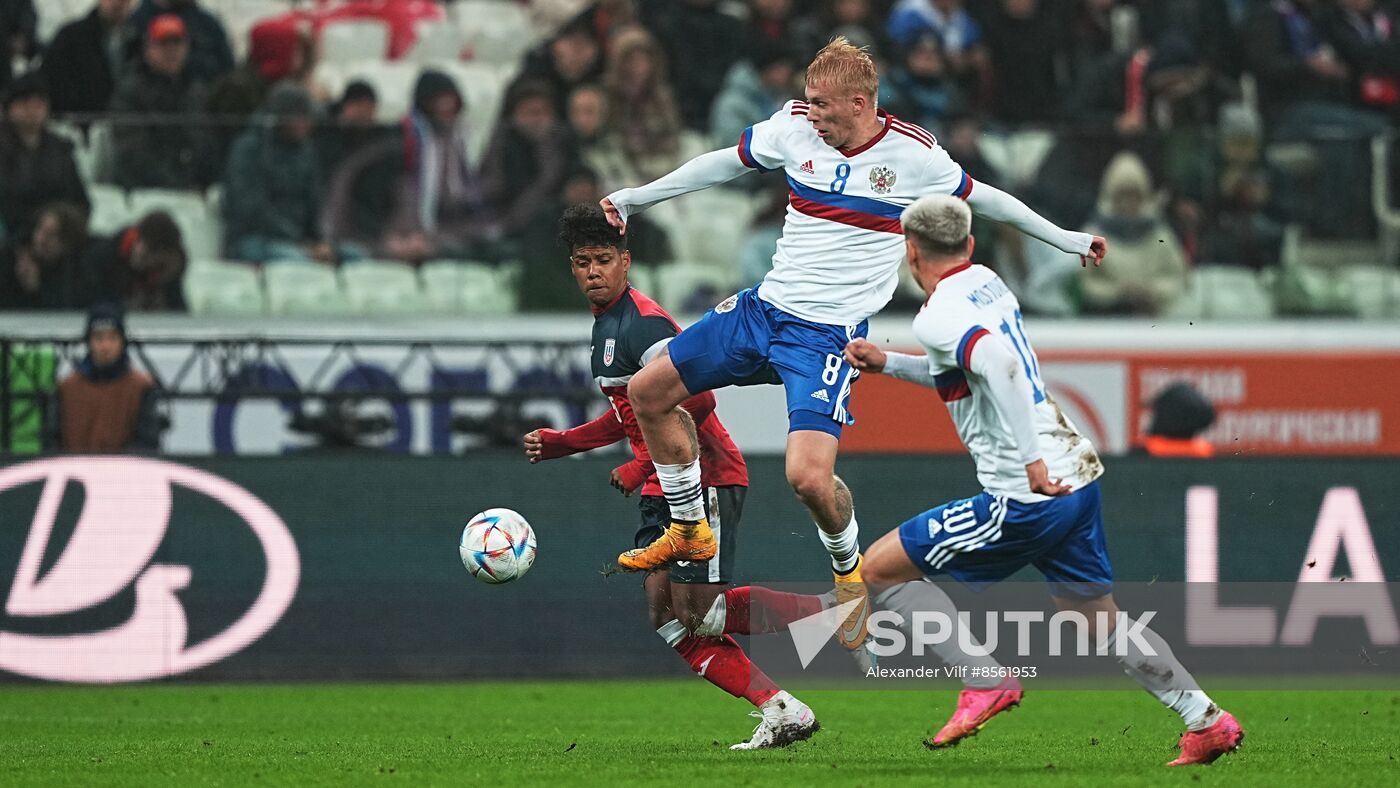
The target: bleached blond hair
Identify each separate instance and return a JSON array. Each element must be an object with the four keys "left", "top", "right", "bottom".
[
  {"left": 901, "top": 195, "right": 972, "bottom": 256},
  {"left": 805, "top": 36, "right": 878, "bottom": 100}
]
